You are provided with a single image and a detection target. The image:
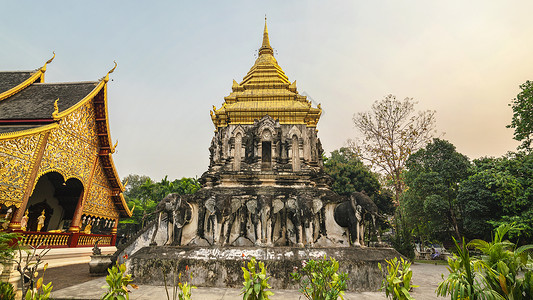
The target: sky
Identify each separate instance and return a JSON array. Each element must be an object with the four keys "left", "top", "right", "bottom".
[{"left": 1, "top": 1, "right": 529, "bottom": 181}]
